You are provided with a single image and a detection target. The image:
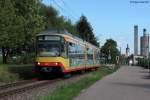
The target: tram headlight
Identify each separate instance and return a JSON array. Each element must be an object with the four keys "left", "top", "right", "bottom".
[
  {"left": 55, "top": 62, "right": 58, "bottom": 66},
  {"left": 37, "top": 62, "right": 40, "bottom": 65}
]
